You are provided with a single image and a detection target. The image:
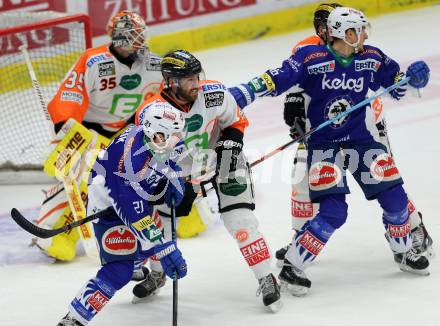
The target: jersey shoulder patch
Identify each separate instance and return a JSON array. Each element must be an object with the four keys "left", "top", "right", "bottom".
[
  {"left": 85, "top": 45, "right": 113, "bottom": 68},
  {"left": 200, "top": 80, "right": 226, "bottom": 108},
  {"left": 359, "top": 45, "right": 384, "bottom": 60},
  {"left": 146, "top": 53, "right": 162, "bottom": 71}
]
